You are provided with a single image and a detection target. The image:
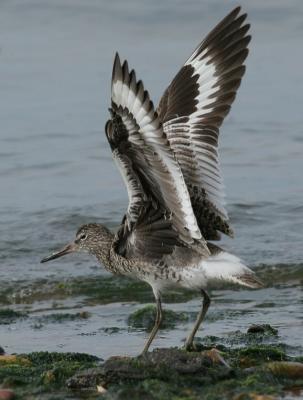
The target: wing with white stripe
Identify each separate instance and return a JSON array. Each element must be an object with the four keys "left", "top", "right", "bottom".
[
  {"left": 107, "top": 53, "right": 209, "bottom": 255},
  {"left": 158, "top": 7, "right": 250, "bottom": 240}
]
